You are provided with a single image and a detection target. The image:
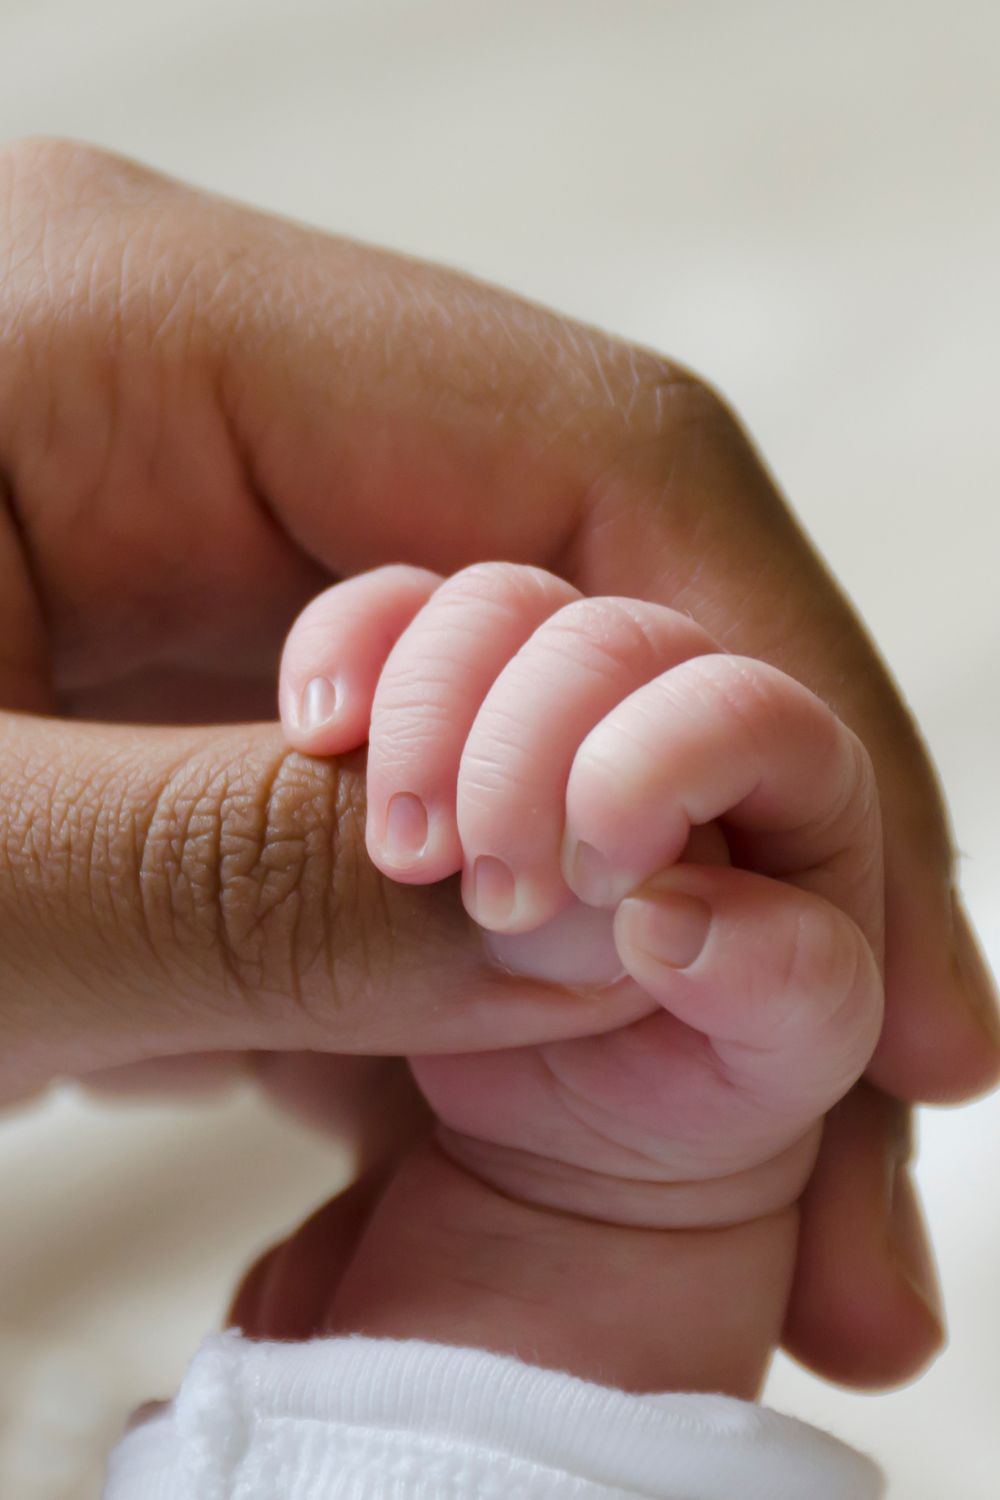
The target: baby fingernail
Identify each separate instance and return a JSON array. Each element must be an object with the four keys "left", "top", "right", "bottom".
[
  {"left": 471, "top": 855, "right": 516, "bottom": 927},
  {"left": 384, "top": 793, "right": 429, "bottom": 864},
  {"left": 298, "top": 676, "right": 339, "bottom": 732},
  {"left": 621, "top": 892, "right": 711, "bottom": 969},
  {"left": 569, "top": 840, "right": 615, "bottom": 905}
]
